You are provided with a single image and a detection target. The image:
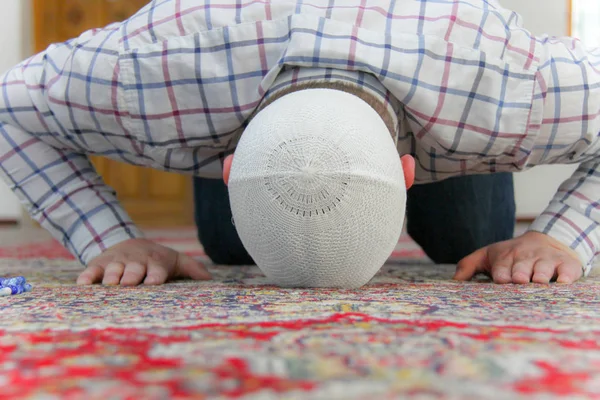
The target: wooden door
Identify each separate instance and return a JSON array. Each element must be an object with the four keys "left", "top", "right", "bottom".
[{"left": 33, "top": 0, "right": 194, "bottom": 227}]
